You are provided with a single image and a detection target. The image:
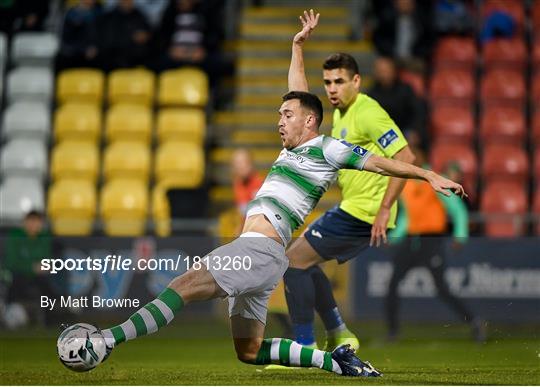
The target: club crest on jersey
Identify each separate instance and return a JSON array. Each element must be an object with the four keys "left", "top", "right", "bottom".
[{"left": 377, "top": 129, "right": 399, "bottom": 148}]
